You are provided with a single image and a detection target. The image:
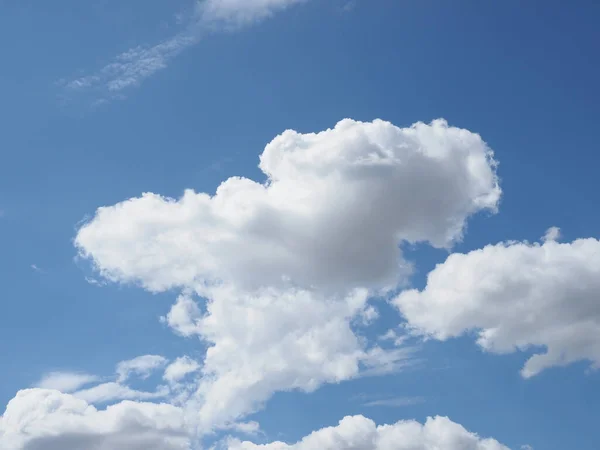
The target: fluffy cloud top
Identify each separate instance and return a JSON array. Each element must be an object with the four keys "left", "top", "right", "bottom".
[
  {"left": 394, "top": 235, "right": 600, "bottom": 377},
  {"left": 0, "top": 389, "right": 190, "bottom": 450},
  {"left": 228, "top": 415, "right": 509, "bottom": 450},
  {"left": 75, "top": 119, "right": 500, "bottom": 294}
]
